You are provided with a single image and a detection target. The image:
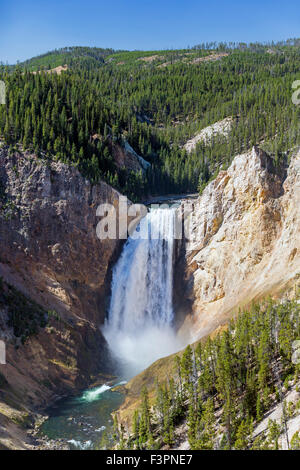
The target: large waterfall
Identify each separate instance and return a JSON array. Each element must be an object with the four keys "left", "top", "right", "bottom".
[{"left": 103, "top": 208, "right": 184, "bottom": 377}]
